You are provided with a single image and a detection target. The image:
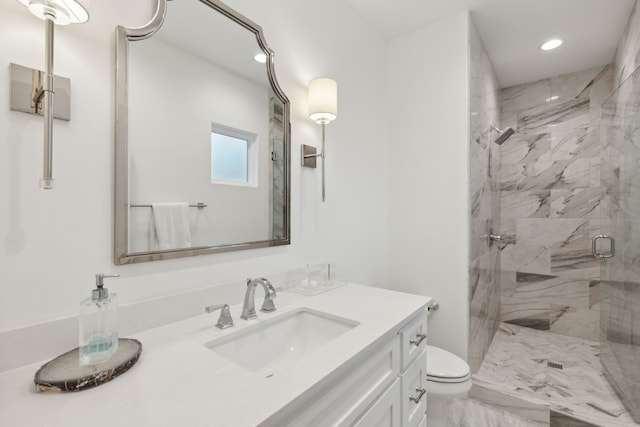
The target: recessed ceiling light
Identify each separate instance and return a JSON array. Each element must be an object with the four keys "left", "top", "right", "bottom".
[
  {"left": 254, "top": 53, "right": 267, "bottom": 63},
  {"left": 540, "top": 39, "right": 563, "bottom": 51}
]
